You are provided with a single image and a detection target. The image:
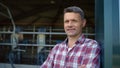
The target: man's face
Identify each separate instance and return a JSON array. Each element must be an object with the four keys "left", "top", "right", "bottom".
[{"left": 64, "top": 12, "right": 86, "bottom": 37}]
